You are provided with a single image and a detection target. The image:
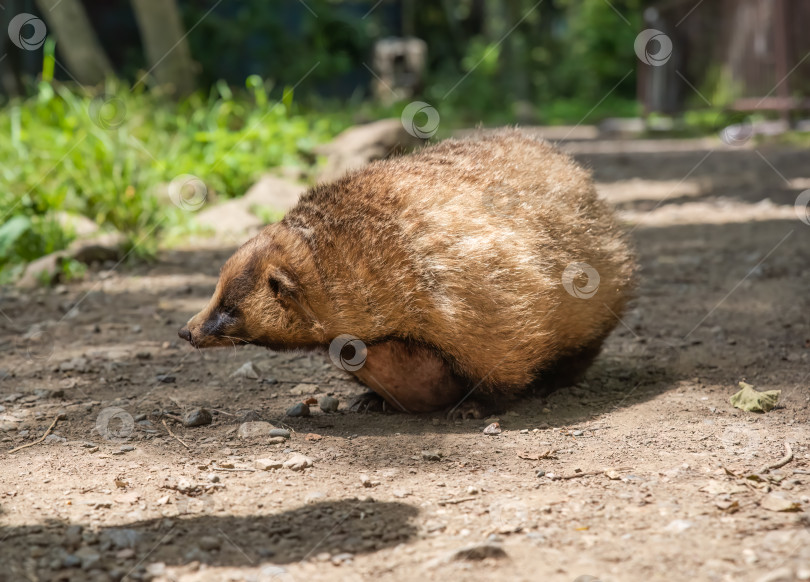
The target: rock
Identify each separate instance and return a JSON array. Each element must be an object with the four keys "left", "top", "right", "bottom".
[
  {"left": 756, "top": 567, "right": 796, "bottom": 582},
  {"left": 54, "top": 212, "right": 99, "bottom": 238},
  {"left": 75, "top": 547, "right": 101, "bottom": 569},
  {"left": 664, "top": 519, "right": 693, "bottom": 533},
  {"left": 760, "top": 492, "right": 802, "bottom": 512},
  {"left": 238, "top": 409, "right": 262, "bottom": 422},
  {"left": 289, "top": 383, "right": 319, "bottom": 396},
  {"left": 18, "top": 251, "right": 68, "bottom": 287},
  {"left": 536, "top": 469, "right": 546, "bottom": 478},
  {"left": 572, "top": 430, "right": 584, "bottom": 436},
  {"left": 319, "top": 396, "right": 340, "bottom": 413},
  {"left": 451, "top": 542, "right": 508, "bottom": 561},
  {"left": 196, "top": 199, "right": 263, "bottom": 237},
  {"left": 237, "top": 421, "right": 275, "bottom": 439},
  {"left": 483, "top": 422, "right": 501, "bottom": 435},
  {"left": 230, "top": 361, "right": 261, "bottom": 380},
  {"left": 242, "top": 174, "right": 307, "bottom": 214},
  {"left": 155, "top": 374, "right": 175, "bottom": 384},
  {"left": 286, "top": 403, "right": 310, "bottom": 417},
  {"left": 63, "top": 554, "right": 82, "bottom": 568},
  {"left": 421, "top": 450, "right": 442, "bottom": 461},
  {"left": 314, "top": 119, "right": 425, "bottom": 182},
  {"left": 283, "top": 454, "right": 313, "bottom": 471},
  {"left": 255, "top": 458, "right": 283, "bottom": 471},
  {"left": 120, "top": 444, "right": 135, "bottom": 452},
  {"left": 183, "top": 408, "right": 212, "bottom": 427},
  {"left": 64, "top": 525, "right": 83, "bottom": 549},
  {"left": 198, "top": 536, "right": 220, "bottom": 551},
  {"left": 360, "top": 475, "right": 373, "bottom": 488},
  {"left": 268, "top": 428, "right": 290, "bottom": 439},
  {"left": 100, "top": 528, "right": 140, "bottom": 550},
  {"left": 268, "top": 437, "right": 287, "bottom": 445}
]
